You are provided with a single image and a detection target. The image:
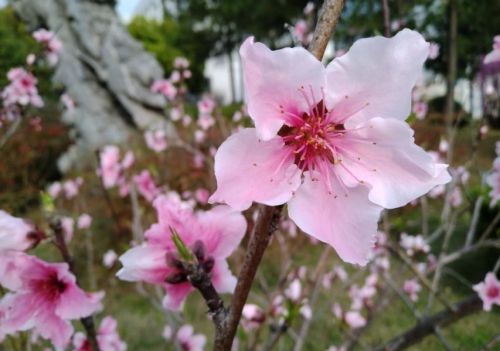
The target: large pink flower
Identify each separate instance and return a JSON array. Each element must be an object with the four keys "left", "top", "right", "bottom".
[
  {"left": 117, "top": 194, "right": 246, "bottom": 310},
  {"left": 209, "top": 30, "right": 450, "bottom": 265},
  {"left": 473, "top": 272, "right": 500, "bottom": 312},
  {"left": 0, "top": 210, "right": 44, "bottom": 252},
  {"left": 0, "top": 252, "right": 102, "bottom": 348}
]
